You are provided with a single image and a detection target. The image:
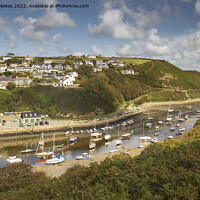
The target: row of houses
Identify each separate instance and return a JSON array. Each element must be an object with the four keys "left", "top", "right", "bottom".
[{"left": 0, "top": 76, "right": 32, "bottom": 89}]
